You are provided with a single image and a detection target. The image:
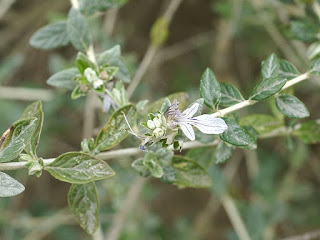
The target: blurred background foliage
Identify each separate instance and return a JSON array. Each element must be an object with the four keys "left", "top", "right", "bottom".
[{"left": 1, "top": 0, "right": 320, "bottom": 239}]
